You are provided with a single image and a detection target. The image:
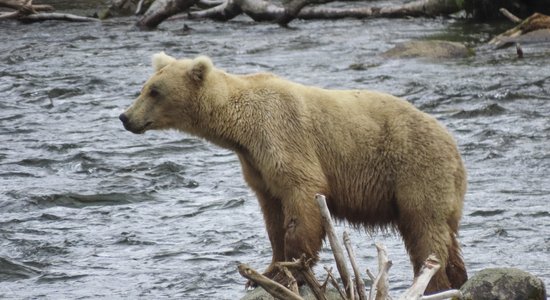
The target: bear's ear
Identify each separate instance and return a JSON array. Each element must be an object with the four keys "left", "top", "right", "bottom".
[
  {"left": 189, "top": 56, "right": 213, "bottom": 82},
  {"left": 152, "top": 51, "right": 176, "bottom": 72}
]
